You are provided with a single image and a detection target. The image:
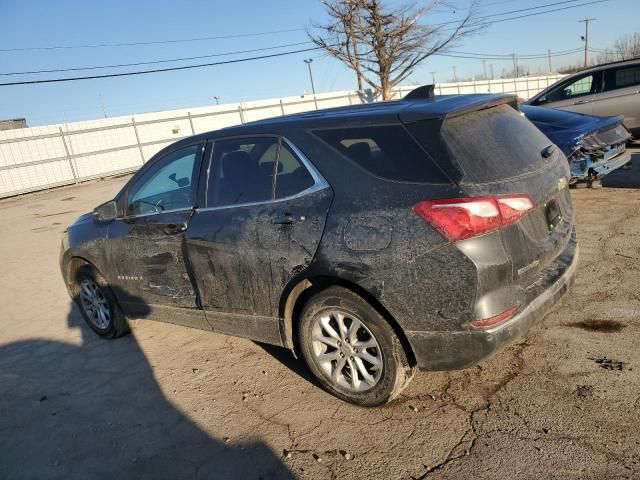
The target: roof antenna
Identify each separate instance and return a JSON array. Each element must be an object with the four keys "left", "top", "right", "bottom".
[{"left": 405, "top": 84, "right": 435, "bottom": 100}]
